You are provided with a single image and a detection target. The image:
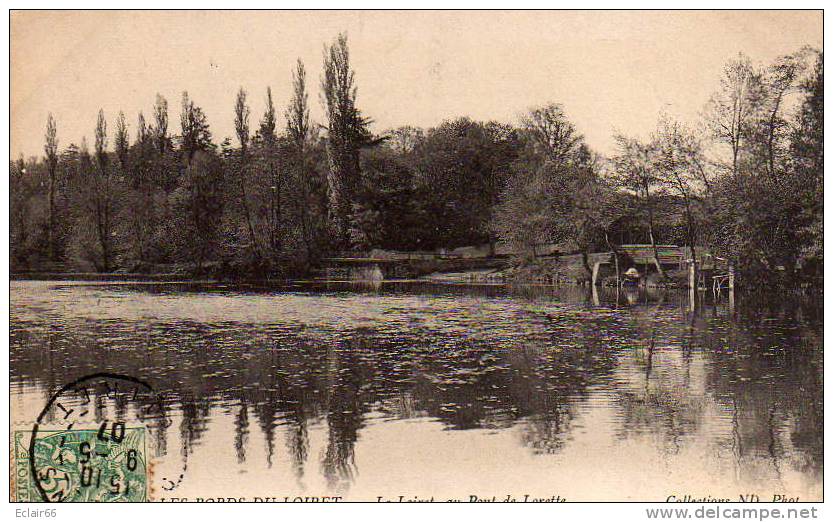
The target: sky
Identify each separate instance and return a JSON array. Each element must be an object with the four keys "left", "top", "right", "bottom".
[{"left": 11, "top": 10, "right": 822, "bottom": 159}]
